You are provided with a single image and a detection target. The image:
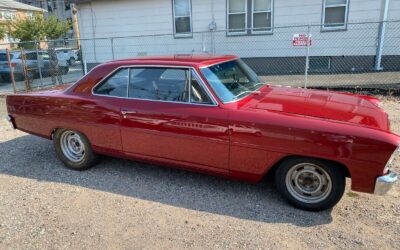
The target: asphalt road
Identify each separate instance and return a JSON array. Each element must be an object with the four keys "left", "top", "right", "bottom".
[{"left": 0, "top": 97, "right": 399, "bottom": 249}]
